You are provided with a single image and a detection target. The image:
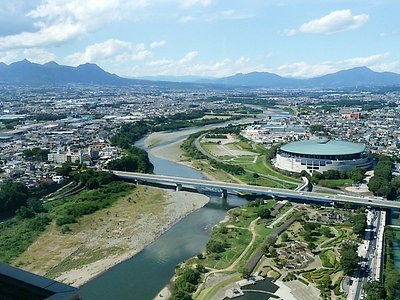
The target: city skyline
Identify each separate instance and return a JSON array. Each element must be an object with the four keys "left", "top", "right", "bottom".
[{"left": 0, "top": 1, "right": 399, "bottom": 78}]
